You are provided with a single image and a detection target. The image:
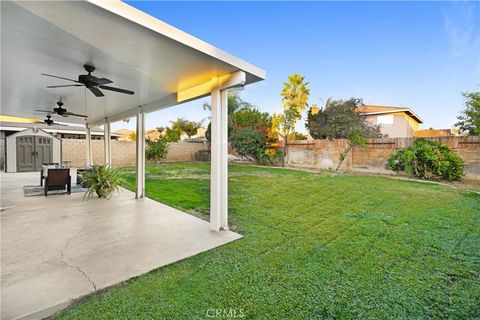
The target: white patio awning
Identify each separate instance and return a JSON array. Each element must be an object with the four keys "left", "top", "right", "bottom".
[
  {"left": 1, "top": 0, "right": 266, "bottom": 125},
  {"left": 1, "top": 0, "right": 265, "bottom": 234}
]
